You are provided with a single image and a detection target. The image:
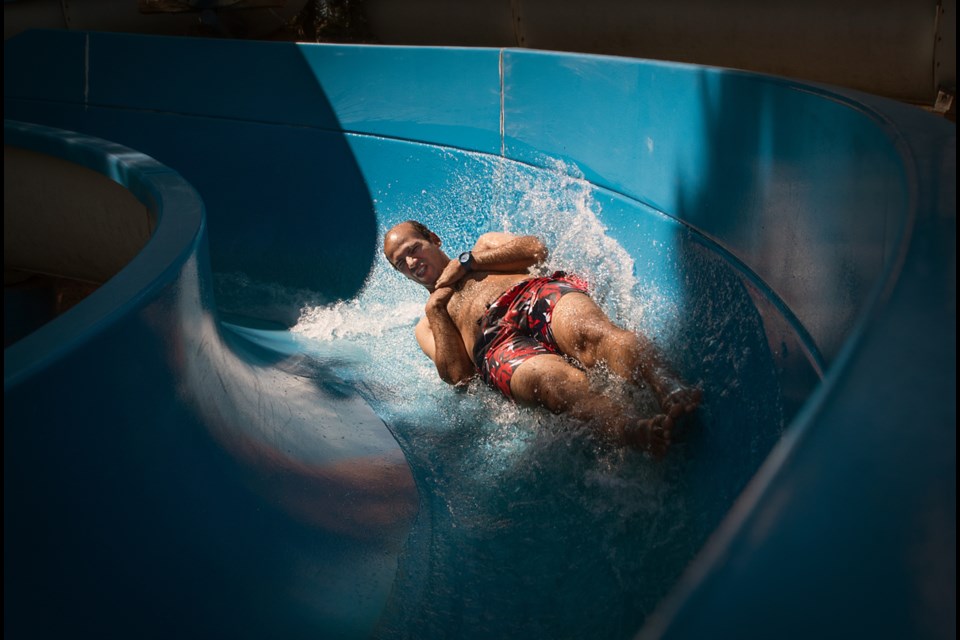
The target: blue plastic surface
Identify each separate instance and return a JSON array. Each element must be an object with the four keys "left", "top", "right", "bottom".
[
  {"left": 4, "top": 119, "right": 419, "bottom": 640},
  {"left": 4, "top": 30, "right": 955, "bottom": 640}
]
